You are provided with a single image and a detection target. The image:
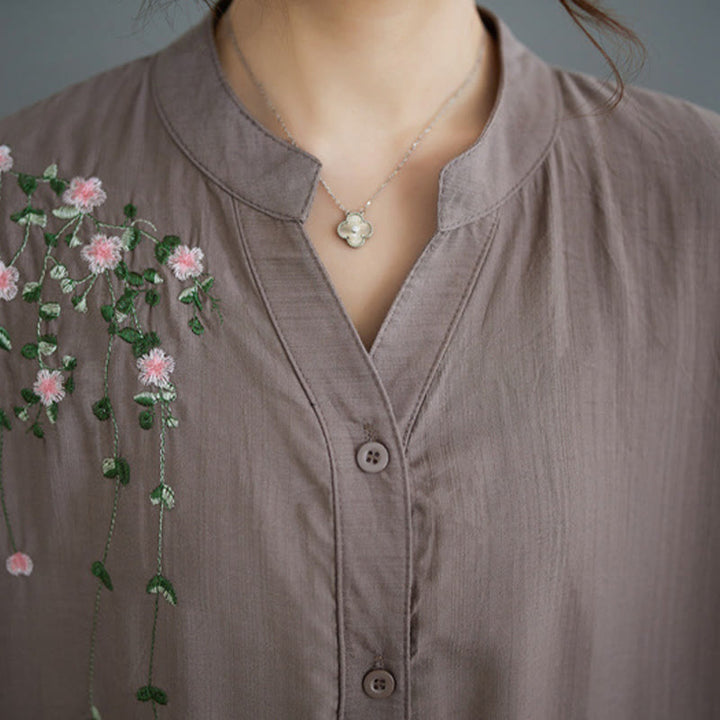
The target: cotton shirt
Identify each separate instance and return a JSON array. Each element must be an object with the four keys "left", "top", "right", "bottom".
[{"left": 1, "top": 3, "right": 720, "bottom": 718}]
